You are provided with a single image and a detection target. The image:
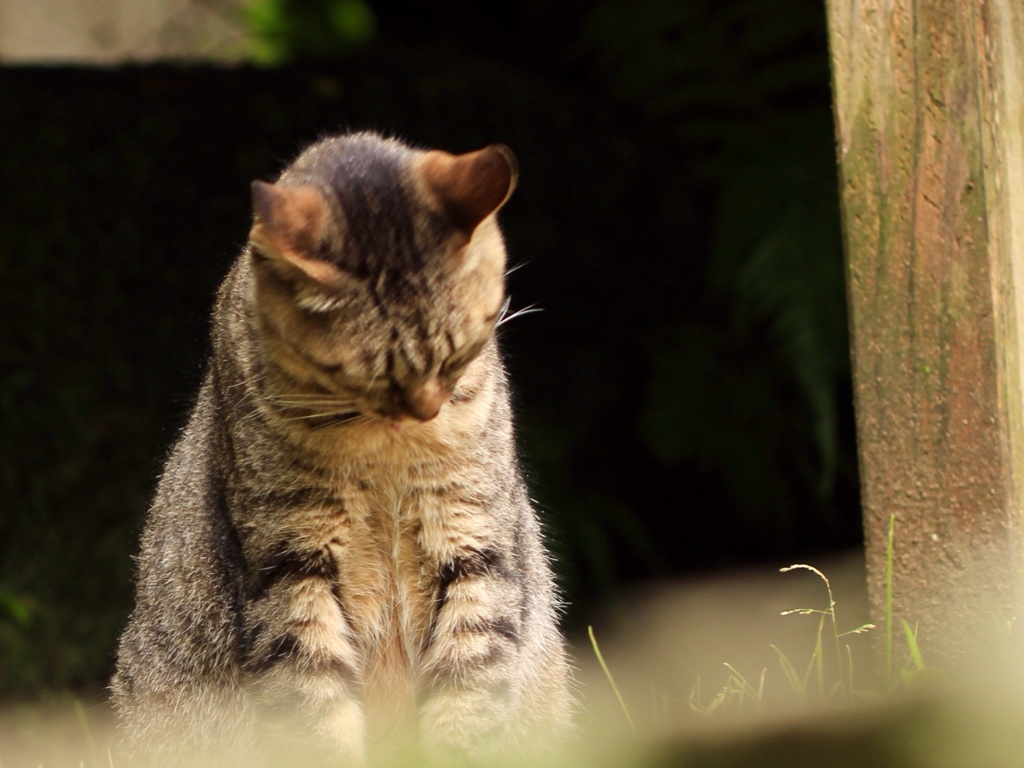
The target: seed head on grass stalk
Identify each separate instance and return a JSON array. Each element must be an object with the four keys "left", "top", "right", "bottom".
[{"left": 779, "top": 564, "right": 875, "bottom": 700}]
